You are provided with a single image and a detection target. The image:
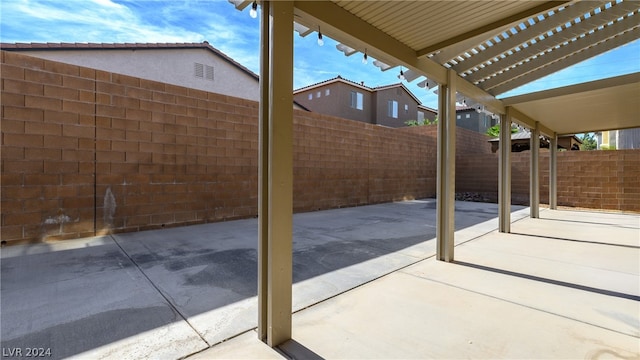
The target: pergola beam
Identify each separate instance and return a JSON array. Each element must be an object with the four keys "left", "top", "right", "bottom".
[
  {"left": 507, "top": 106, "right": 554, "bottom": 137},
  {"left": 416, "top": 1, "right": 569, "bottom": 57},
  {"left": 484, "top": 20, "right": 640, "bottom": 95},
  {"left": 454, "top": 1, "right": 608, "bottom": 74},
  {"left": 293, "top": 0, "right": 505, "bottom": 114},
  {"left": 456, "top": 76, "right": 505, "bottom": 114},
  {"left": 430, "top": 27, "right": 512, "bottom": 66},
  {"left": 294, "top": 1, "right": 444, "bottom": 83},
  {"left": 466, "top": 2, "right": 639, "bottom": 83},
  {"left": 228, "top": 0, "right": 253, "bottom": 11}
]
